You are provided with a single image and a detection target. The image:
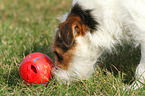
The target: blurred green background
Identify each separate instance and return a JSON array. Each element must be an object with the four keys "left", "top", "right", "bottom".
[{"left": 0, "top": 0, "right": 144, "bottom": 95}]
